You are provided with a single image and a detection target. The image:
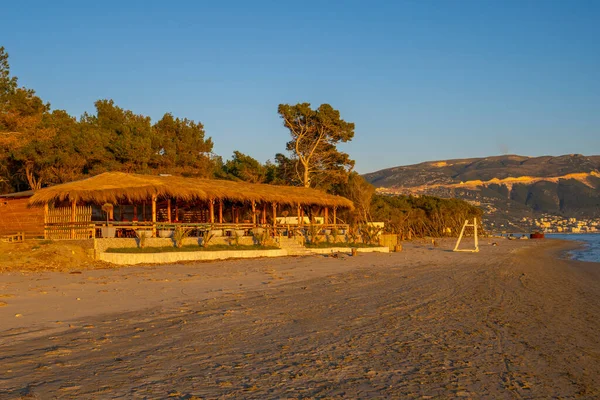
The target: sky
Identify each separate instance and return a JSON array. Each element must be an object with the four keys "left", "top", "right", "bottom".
[{"left": 1, "top": 0, "right": 599, "bottom": 173}]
